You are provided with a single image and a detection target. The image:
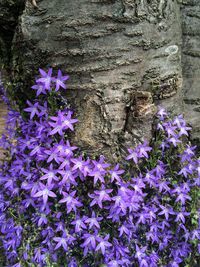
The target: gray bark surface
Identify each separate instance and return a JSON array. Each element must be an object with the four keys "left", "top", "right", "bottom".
[
  {"left": 181, "top": 0, "right": 200, "bottom": 145},
  {"left": 1, "top": 0, "right": 199, "bottom": 158},
  {"left": 9, "top": 0, "right": 183, "bottom": 159}
]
